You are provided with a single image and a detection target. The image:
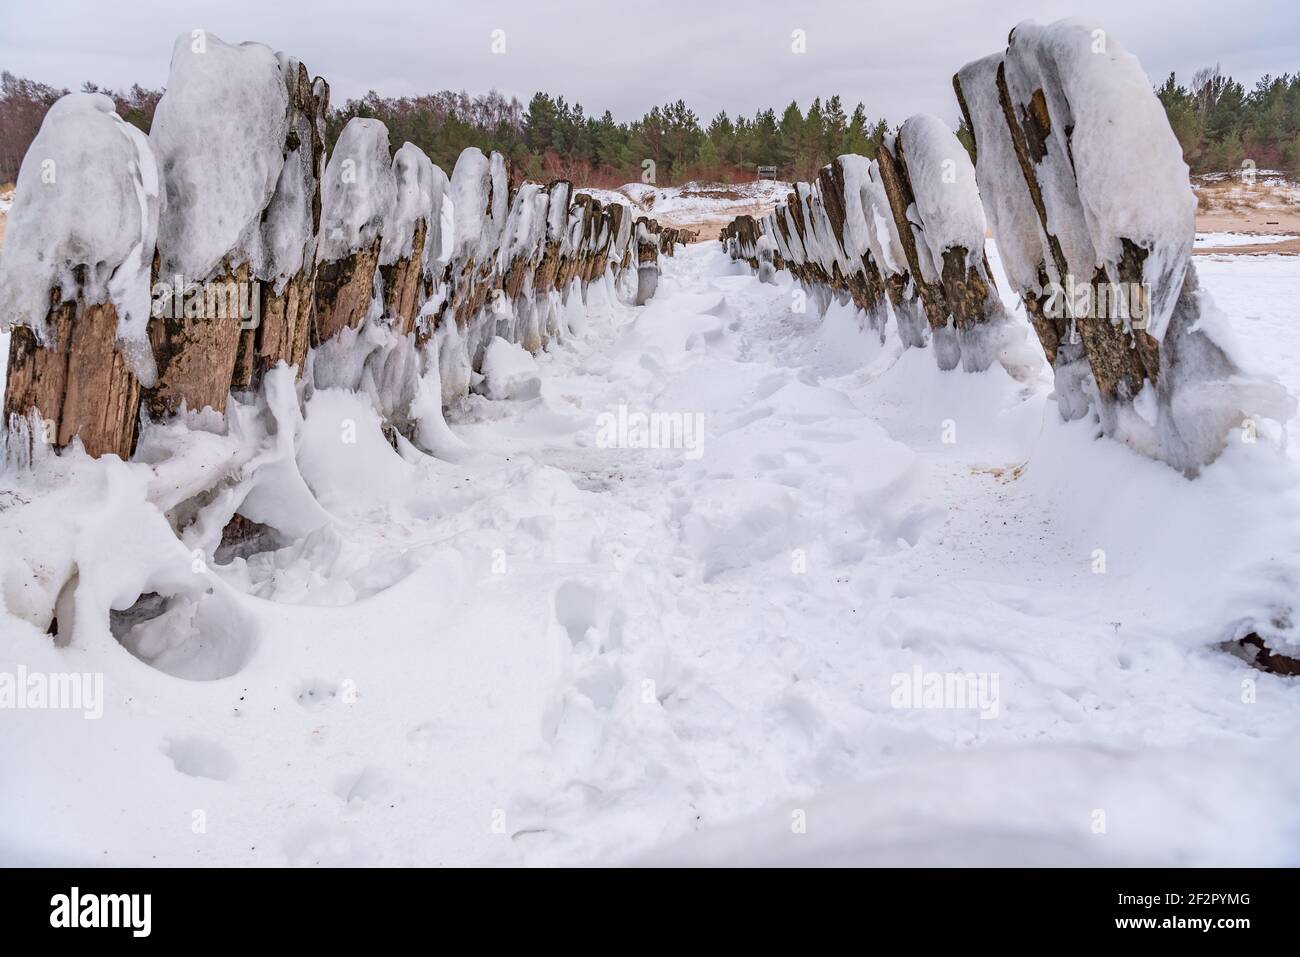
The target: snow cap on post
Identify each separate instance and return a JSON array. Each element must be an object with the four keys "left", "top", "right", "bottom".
[
  {"left": 319, "top": 117, "right": 397, "bottom": 263},
  {"left": 449, "top": 147, "right": 491, "bottom": 267},
  {"left": 260, "top": 52, "right": 329, "bottom": 291},
  {"left": 150, "top": 32, "right": 289, "bottom": 281},
  {"left": 898, "top": 114, "right": 987, "bottom": 271},
  {"left": 0, "top": 92, "right": 161, "bottom": 385},
  {"left": 1007, "top": 18, "right": 1195, "bottom": 341},
  {"left": 424, "top": 162, "right": 451, "bottom": 282},
  {"left": 953, "top": 52, "right": 1045, "bottom": 299},
  {"left": 381, "top": 142, "right": 436, "bottom": 268}
]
